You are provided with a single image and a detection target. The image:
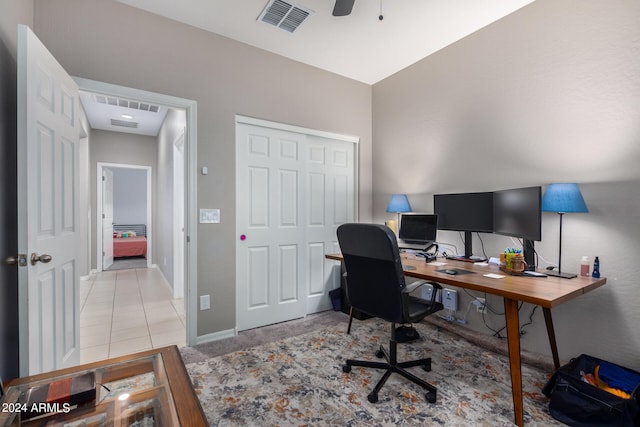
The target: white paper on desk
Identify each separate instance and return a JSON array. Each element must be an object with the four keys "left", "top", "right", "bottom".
[
  {"left": 484, "top": 273, "right": 505, "bottom": 279},
  {"left": 474, "top": 262, "right": 489, "bottom": 266},
  {"left": 430, "top": 261, "right": 448, "bottom": 266}
]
